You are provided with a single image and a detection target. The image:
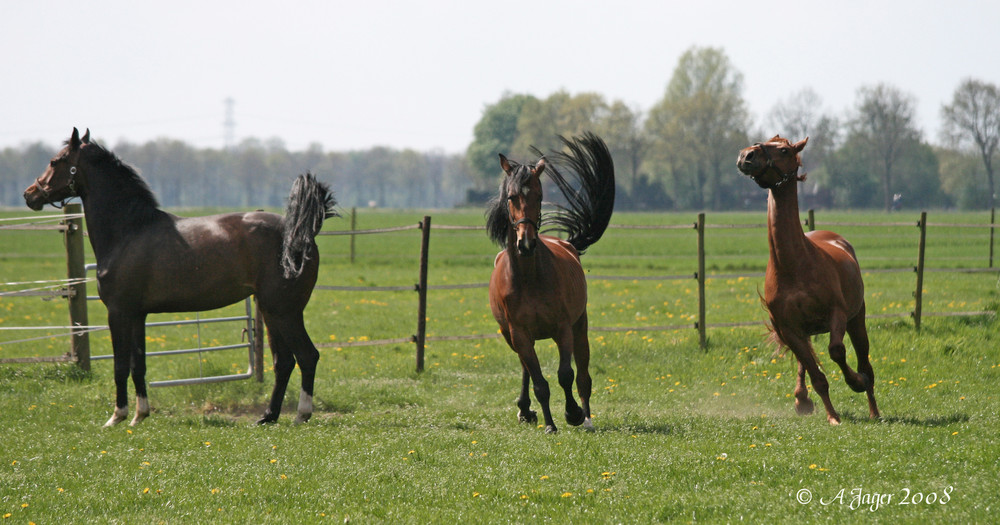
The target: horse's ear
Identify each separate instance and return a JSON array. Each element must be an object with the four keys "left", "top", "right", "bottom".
[
  {"left": 82, "top": 128, "right": 91, "bottom": 144},
  {"left": 70, "top": 127, "right": 81, "bottom": 150},
  {"left": 769, "top": 135, "right": 782, "bottom": 142},
  {"left": 792, "top": 137, "right": 809, "bottom": 153},
  {"left": 499, "top": 154, "right": 513, "bottom": 175},
  {"left": 533, "top": 158, "right": 546, "bottom": 177}
]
